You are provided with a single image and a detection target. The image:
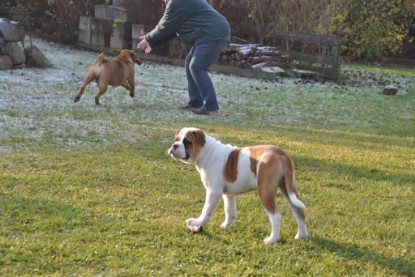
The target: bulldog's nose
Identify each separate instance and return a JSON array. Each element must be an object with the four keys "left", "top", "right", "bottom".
[{"left": 168, "top": 144, "right": 178, "bottom": 155}]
